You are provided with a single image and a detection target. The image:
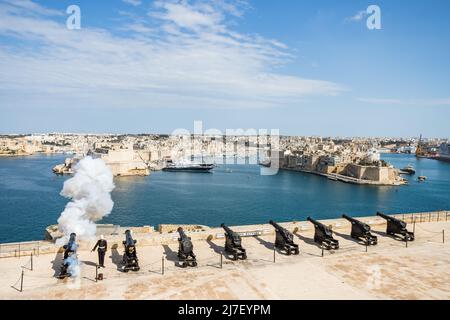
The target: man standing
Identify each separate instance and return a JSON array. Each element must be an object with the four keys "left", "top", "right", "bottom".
[{"left": 92, "top": 235, "right": 107, "bottom": 268}]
